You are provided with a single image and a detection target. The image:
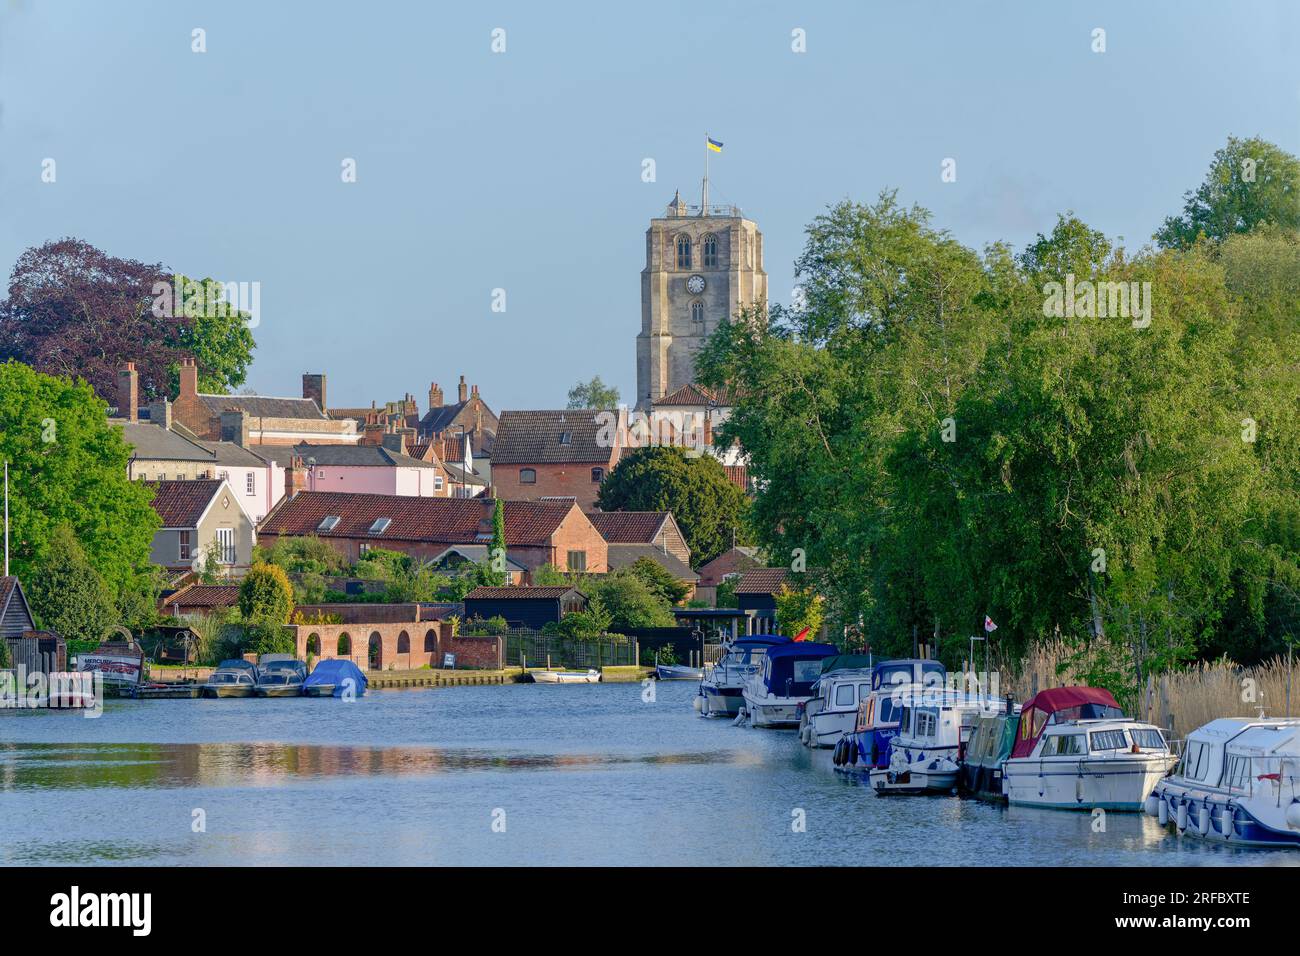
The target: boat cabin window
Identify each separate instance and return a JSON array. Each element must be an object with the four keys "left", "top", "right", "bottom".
[
  {"left": 1129, "top": 728, "right": 1166, "bottom": 751},
  {"left": 1042, "top": 733, "right": 1087, "bottom": 756},
  {"left": 1089, "top": 730, "right": 1129, "bottom": 752},
  {"left": 792, "top": 660, "right": 823, "bottom": 683},
  {"left": 1181, "top": 740, "right": 1210, "bottom": 781},
  {"left": 1223, "top": 753, "right": 1252, "bottom": 791},
  {"left": 835, "top": 683, "right": 856, "bottom": 708},
  {"left": 915, "top": 709, "right": 938, "bottom": 737}
]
